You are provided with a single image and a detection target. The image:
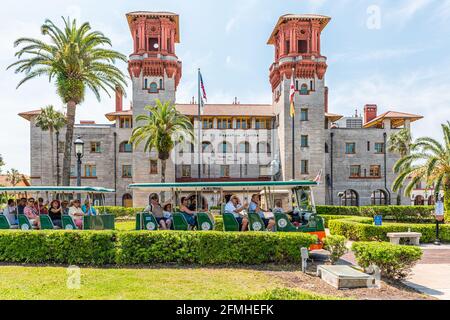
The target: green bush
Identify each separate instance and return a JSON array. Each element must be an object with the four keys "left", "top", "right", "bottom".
[
  {"left": 116, "top": 231, "right": 317, "bottom": 265},
  {"left": 0, "top": 231, "right": 116, "bottom": 265},
  {"left": 103, "top": 206, "right": 144, "bottom": 218},
  {"left": 247, "top": 288, "right": 341, "bottom": 300},
  {"left": 323, "top": 235, "right": 348, "bottom": 264},
  {"left": 329, "top": 219, "right": 450, "bottom": 243},
  {"left": 352, "top": 242, "right": 422, "bottom": 280},
  {"left": 317, "top": 205, "right": 434, "bottom": 223},
  {"left": 320, "top": 215, "right": 371, "bottom": 228}
]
